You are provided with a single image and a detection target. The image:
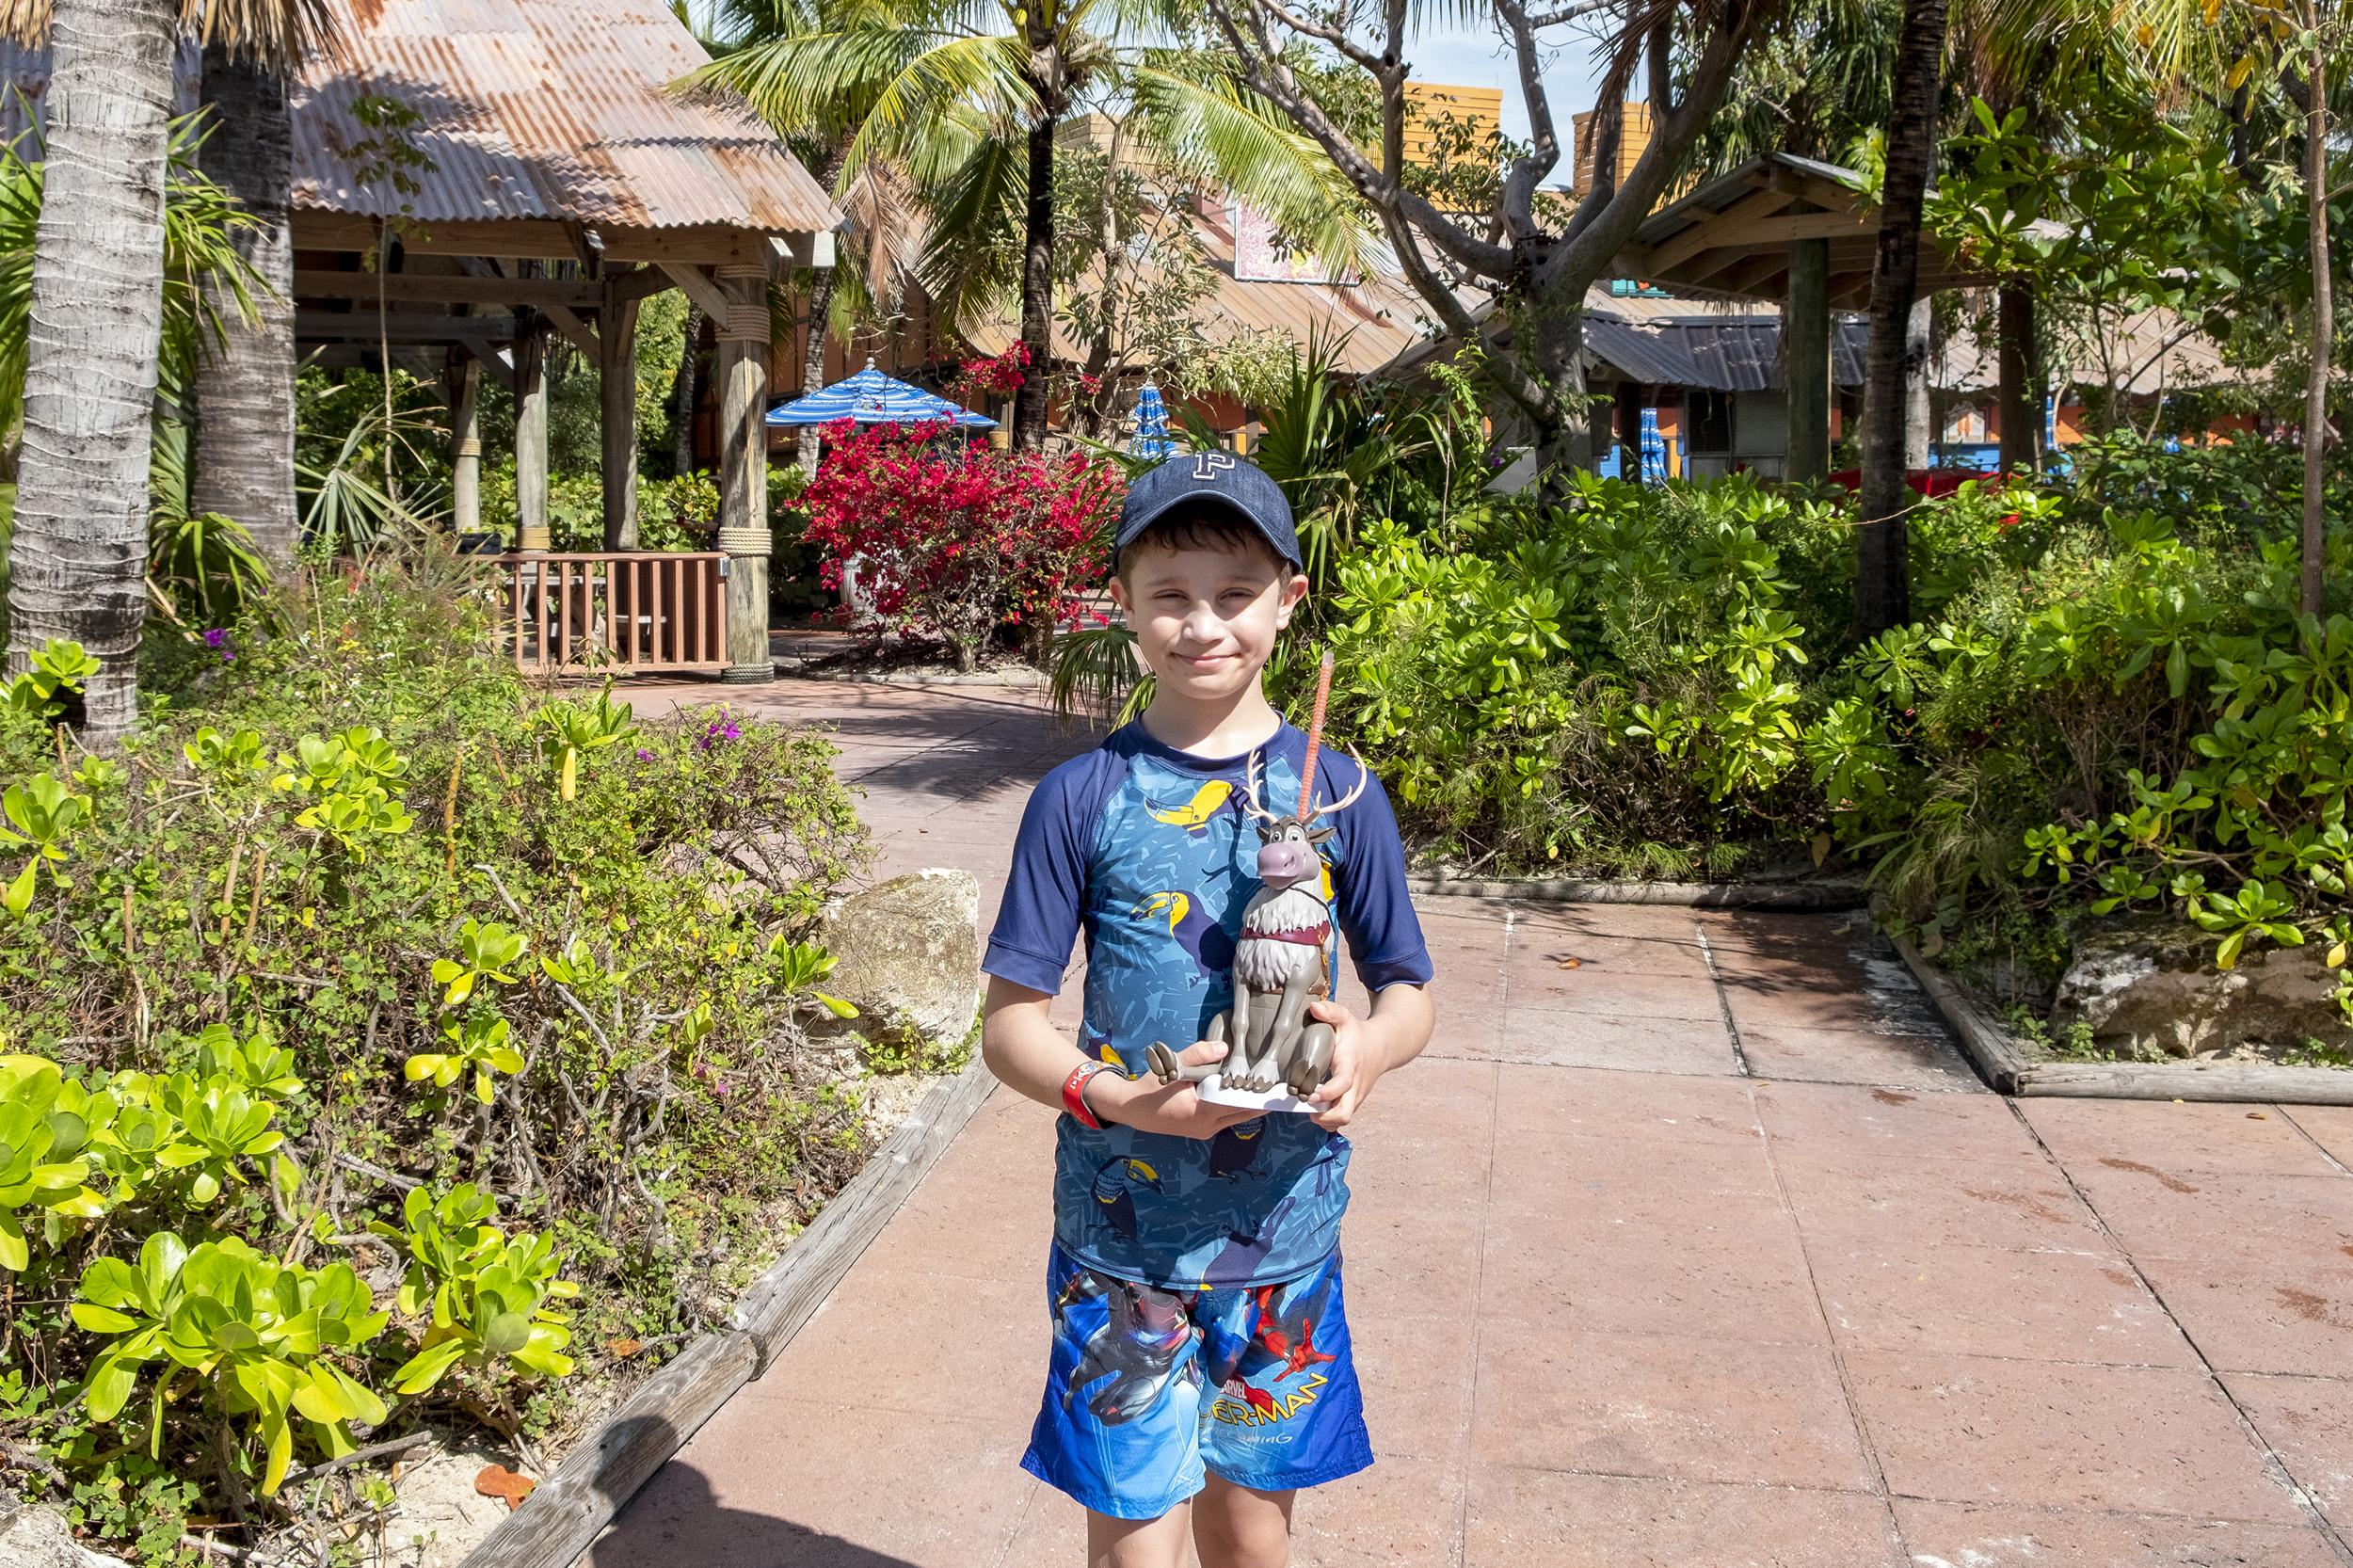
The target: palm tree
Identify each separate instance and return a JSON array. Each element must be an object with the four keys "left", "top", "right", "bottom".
[
  {"left": 1852, "top": 0, "right": 1949, "bottom": 641},
  {"left": 191, "top": 44, "right": 297, "bottom": 564},
  {"left": 1, "top": 0, "right": 332, "bottom": 737},
  {"left": 686, "top": 0, "right": 1364, "bottom": 451}
]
